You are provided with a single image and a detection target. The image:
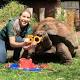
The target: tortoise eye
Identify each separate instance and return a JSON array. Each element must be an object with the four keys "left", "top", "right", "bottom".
[
  {"left": 37, "top": 34, "right": 42, "bottom": 37},
  {"left": 43, "top": 24, "right": 49, "bottom": 30}
]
